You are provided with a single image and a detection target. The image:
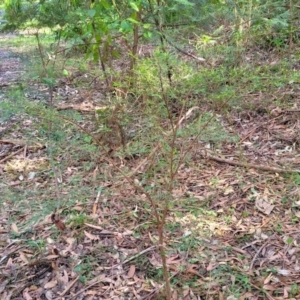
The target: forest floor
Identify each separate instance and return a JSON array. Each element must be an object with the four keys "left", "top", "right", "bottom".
[{"left": 1, "top": 33, "right": 300, "bottom": 300}]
